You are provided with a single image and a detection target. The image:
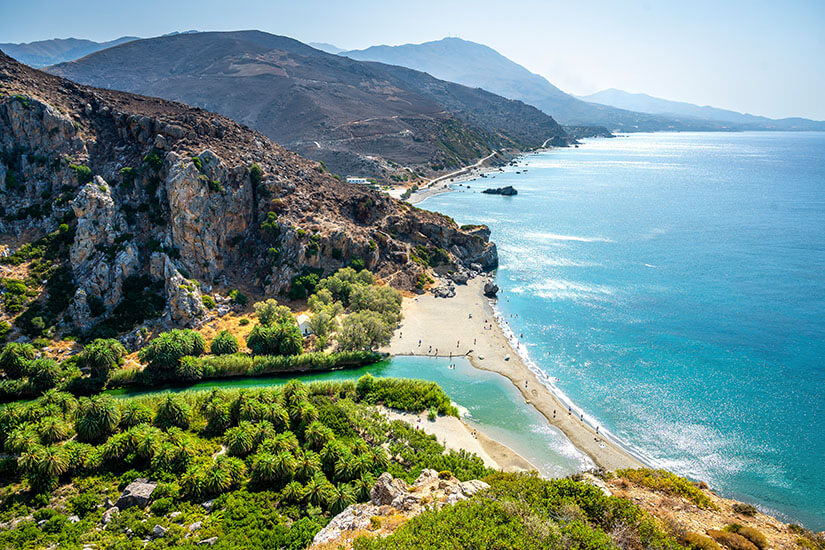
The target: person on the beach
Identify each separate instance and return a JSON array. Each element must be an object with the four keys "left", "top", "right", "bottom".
[
  {"left": 596, "top": 426, "right": 599, "bottom": 434},
  {"left": 418, "top": 340, "right": 421, "bottom": 347},
  {"left": 580, "top": 414, "right": 584, "bottom": 421},
  {"left": 525, "top": 380, "right": 528, "bottom": 388}
]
